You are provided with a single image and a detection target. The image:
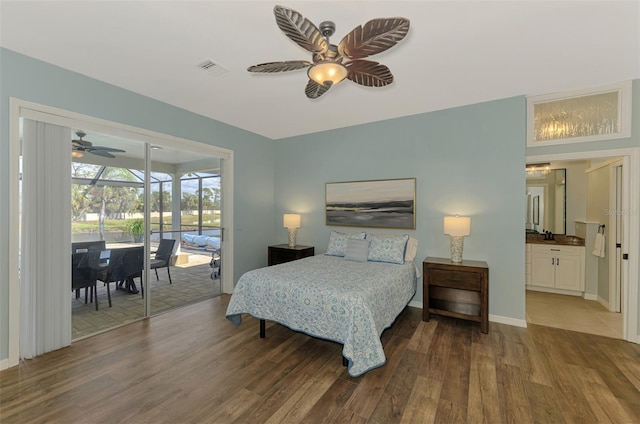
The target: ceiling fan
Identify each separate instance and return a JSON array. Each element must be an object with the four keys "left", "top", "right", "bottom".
[
  {"left": 71, "top": 131, "right": 125, "bottom": 159},
  {"left": 247, "top": 5, "right": 410, "bottom": 99}
]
